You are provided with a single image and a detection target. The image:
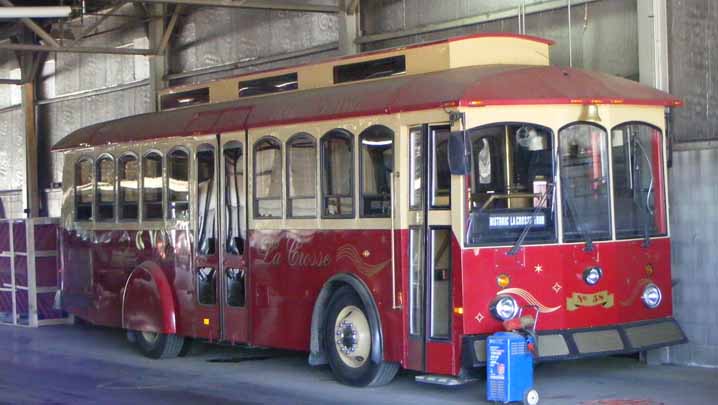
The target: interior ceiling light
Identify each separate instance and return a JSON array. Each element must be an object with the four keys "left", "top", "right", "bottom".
[{"left": 0, "top": 6, "right": 72, "bottom": 19}]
